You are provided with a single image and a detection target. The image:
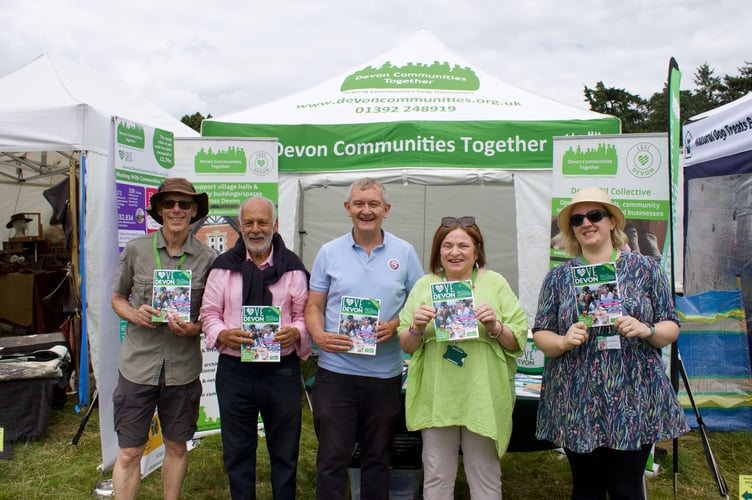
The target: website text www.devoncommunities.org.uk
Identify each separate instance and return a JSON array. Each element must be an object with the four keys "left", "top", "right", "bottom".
[{"left": 296, "top": 95, "right": 522, "bottom": 114}]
